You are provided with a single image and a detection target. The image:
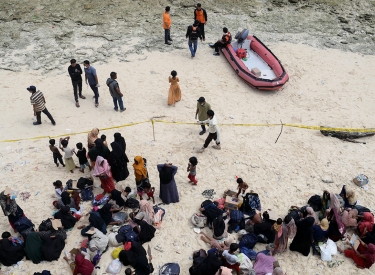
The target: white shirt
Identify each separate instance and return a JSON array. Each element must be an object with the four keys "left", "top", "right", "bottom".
[
  {"left": 63, "top": 146, "right": 74, "bottom": 158},
  {"left": 223, "top": 250, "right": 239, "bottom": 265},
  {"left": 200, "top": 116, "right": 220, "bottom": 140}
]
